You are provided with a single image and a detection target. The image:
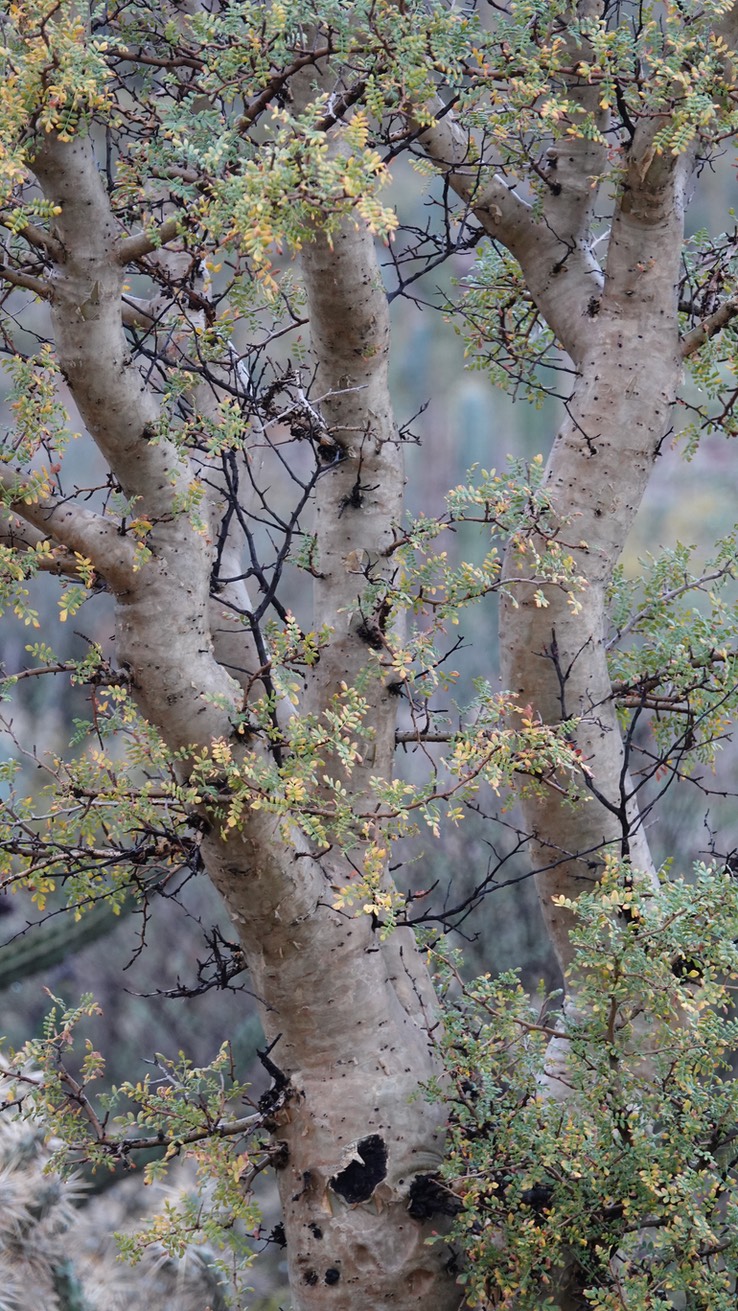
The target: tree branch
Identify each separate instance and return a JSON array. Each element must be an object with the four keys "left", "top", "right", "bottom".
[
  {"left": 121, "top": 295, "right": 158, "bottom": 329},
  {"left": 0, "top": 479, "right": 135, "bottom": 586},
  {"left": 417, "top": 106, "right": 601, "bottom": 364},
  {"left": 680, "top": 297, "right": 738, "bottom": 358},
  {"left": 499, "top": 124, "right": 693, "bottom": 973},
  {"left": 0, "top": 265, "right": 51, "bottom": 299},
  {"left": 0, "top": 212, "right": 64, "bottom": 260},
  {"left": 116, "top": 216, "right": 182, "bottom": 265},
  {"left": 27, "top": 135, "right": 244, "bottom": 752}
]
